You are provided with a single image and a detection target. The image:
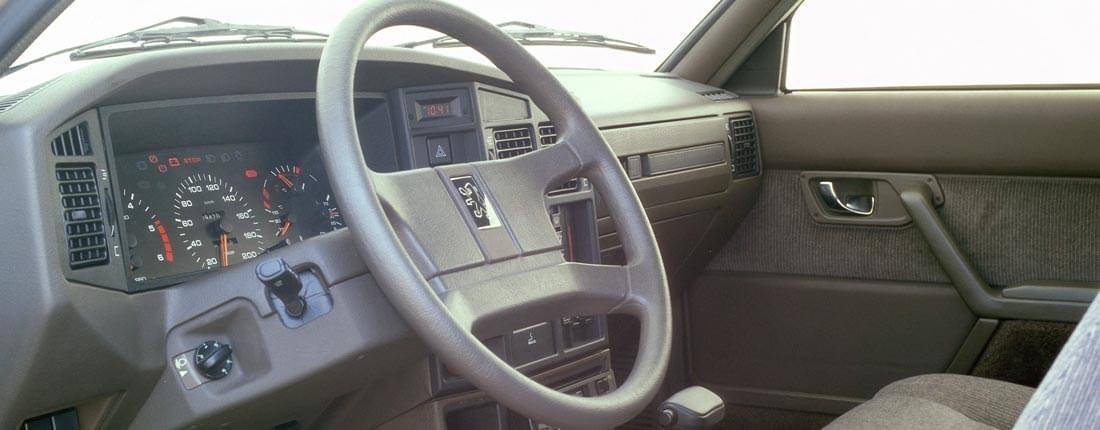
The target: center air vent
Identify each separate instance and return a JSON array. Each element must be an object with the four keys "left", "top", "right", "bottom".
[
  {"left": 729, "top": 113, "right": 760, "bottom": 178},
  {"left": 51, "top": 122, "right": 92, "bottom": 156},
  {"left": 492, "top": 126, "right": 534, "bottom": 159},
  {"left": 56, "top": 164, "right": 108, "bottom": 269},
  {"left": 538, "top": 123, "right": 558, "bottom": 147}
]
